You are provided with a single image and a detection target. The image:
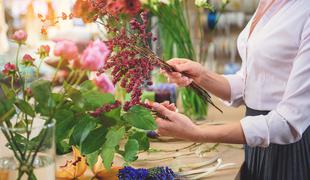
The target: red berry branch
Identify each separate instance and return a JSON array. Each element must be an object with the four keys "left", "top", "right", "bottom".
[{"left": 99, "top": 12, "right": 222, "bottom": 113}]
